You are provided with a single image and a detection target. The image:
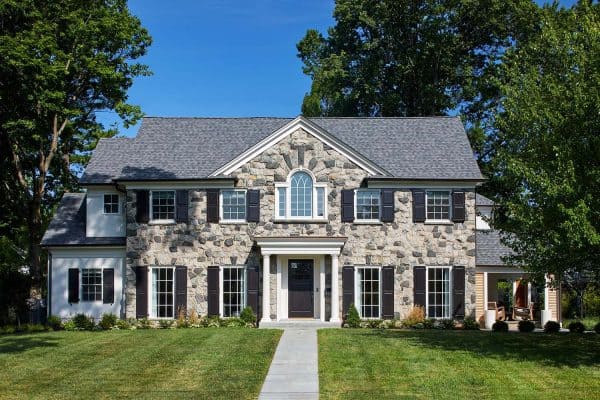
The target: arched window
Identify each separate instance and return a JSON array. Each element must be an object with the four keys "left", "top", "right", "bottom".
[{"left": 290, "top": 171, "right": 313, "bottom": 217}]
